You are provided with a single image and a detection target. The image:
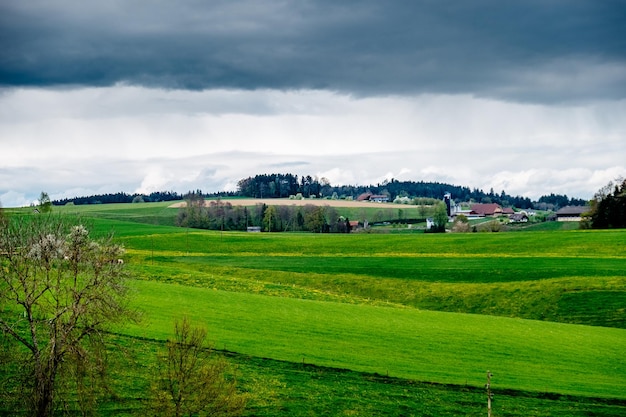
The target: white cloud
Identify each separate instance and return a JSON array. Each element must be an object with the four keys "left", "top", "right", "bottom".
[
  {"left": 1, "top": 86, "right": 625, "bottom": 206},
  {"left": 0, "top": 191, "right": 34, "bottom": 208},
  {"left": 485, "top": 166, "right": 626, "bottom": 200}
]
